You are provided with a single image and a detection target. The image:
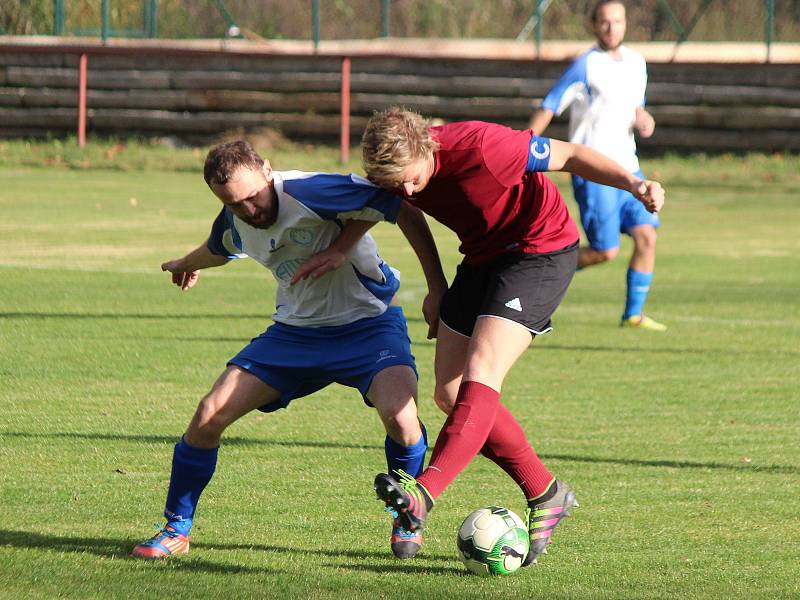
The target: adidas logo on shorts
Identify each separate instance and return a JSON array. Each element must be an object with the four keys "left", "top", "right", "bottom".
[{"left": 505, "top": 297, "right": 523, "bottom": 312}]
